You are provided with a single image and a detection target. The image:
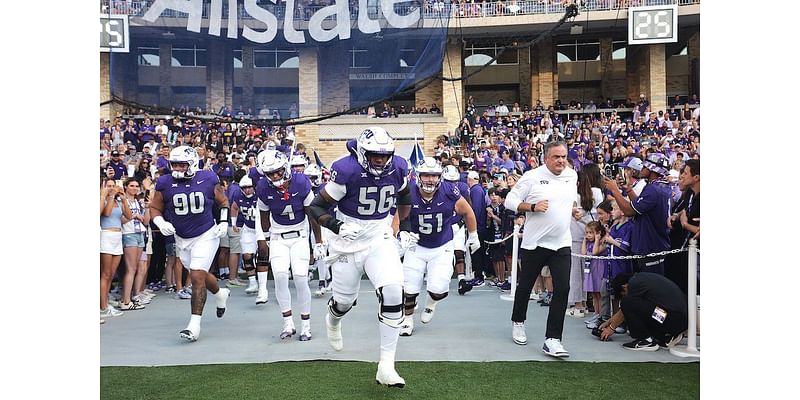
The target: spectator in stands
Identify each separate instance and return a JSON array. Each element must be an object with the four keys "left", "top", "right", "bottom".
[
  {"left": 101, "top": 179, "right": 132, "bottom": 320},
  {"left": 604, "top": 152, "right": 672, "bottom": 275},
  {"left": 106, "top": 151, "right": 127, "bottom": 180},
  {"left": 665, "top": 159, "right": 700, "bottom": 294},
  {"left": 496, "top": 99, "right": 509, "bottom": 114},
  {"left": 466, "top": 170, "right": 489, "bottom": 287},
  {"left": 119, "top": 178, "right": 150, "bottom": 311}
]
